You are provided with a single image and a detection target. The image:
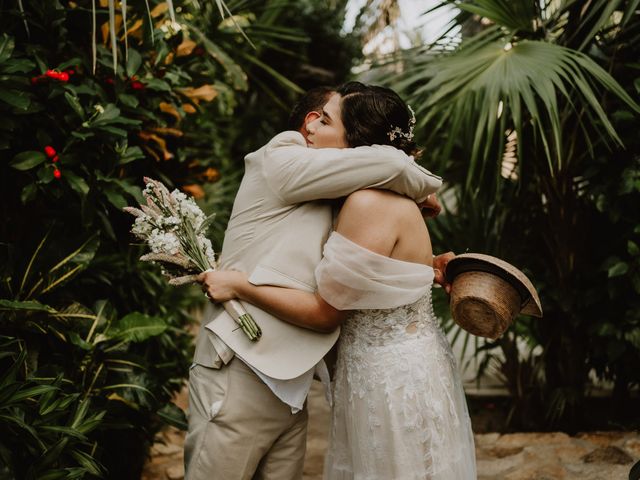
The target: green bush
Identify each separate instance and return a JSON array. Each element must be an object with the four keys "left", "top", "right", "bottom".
[{"left": 0, "top": 0, "right": 363, "bottom": 476}]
